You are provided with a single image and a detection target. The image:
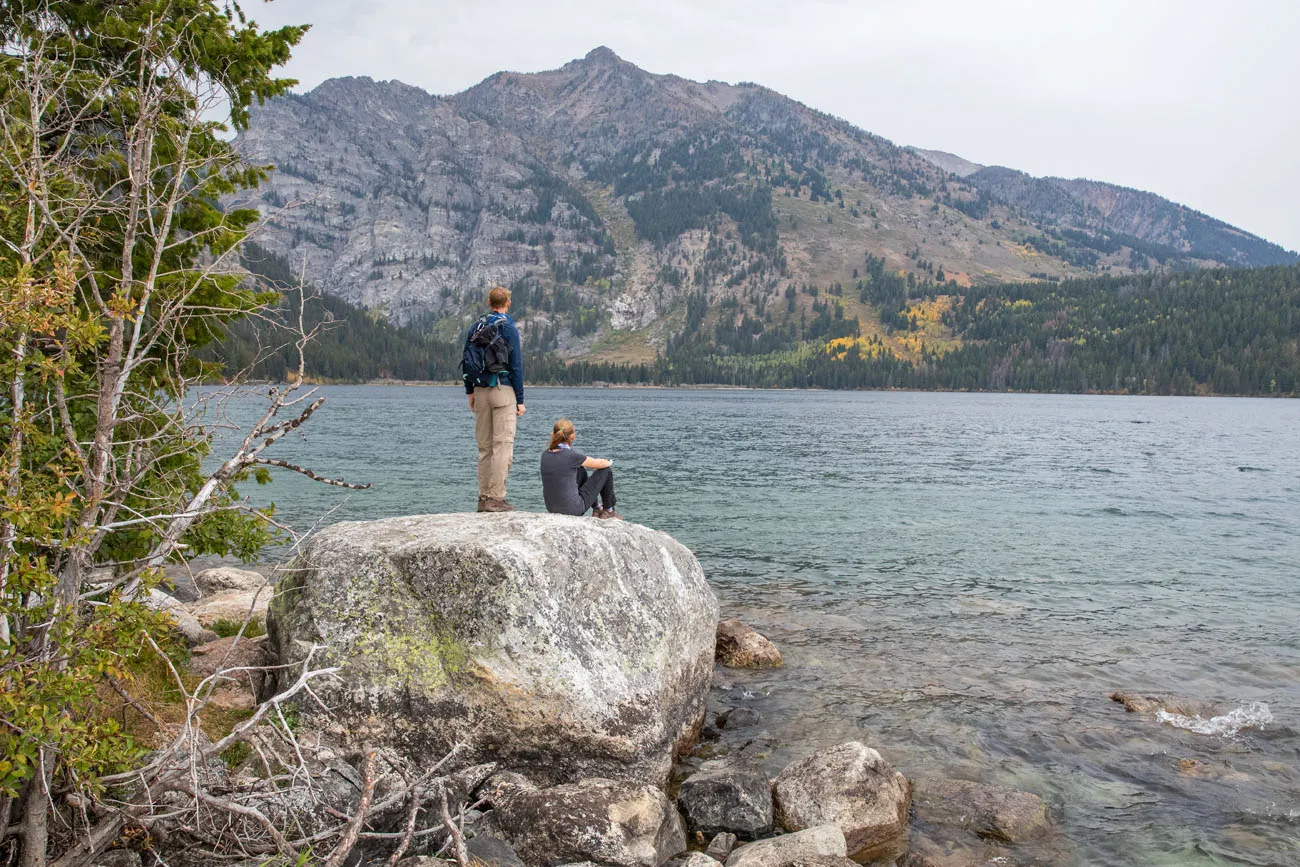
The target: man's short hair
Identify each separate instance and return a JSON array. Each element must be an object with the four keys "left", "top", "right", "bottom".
[{"left": 488, "top": 286, "right": 511, "bottom": 309}]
